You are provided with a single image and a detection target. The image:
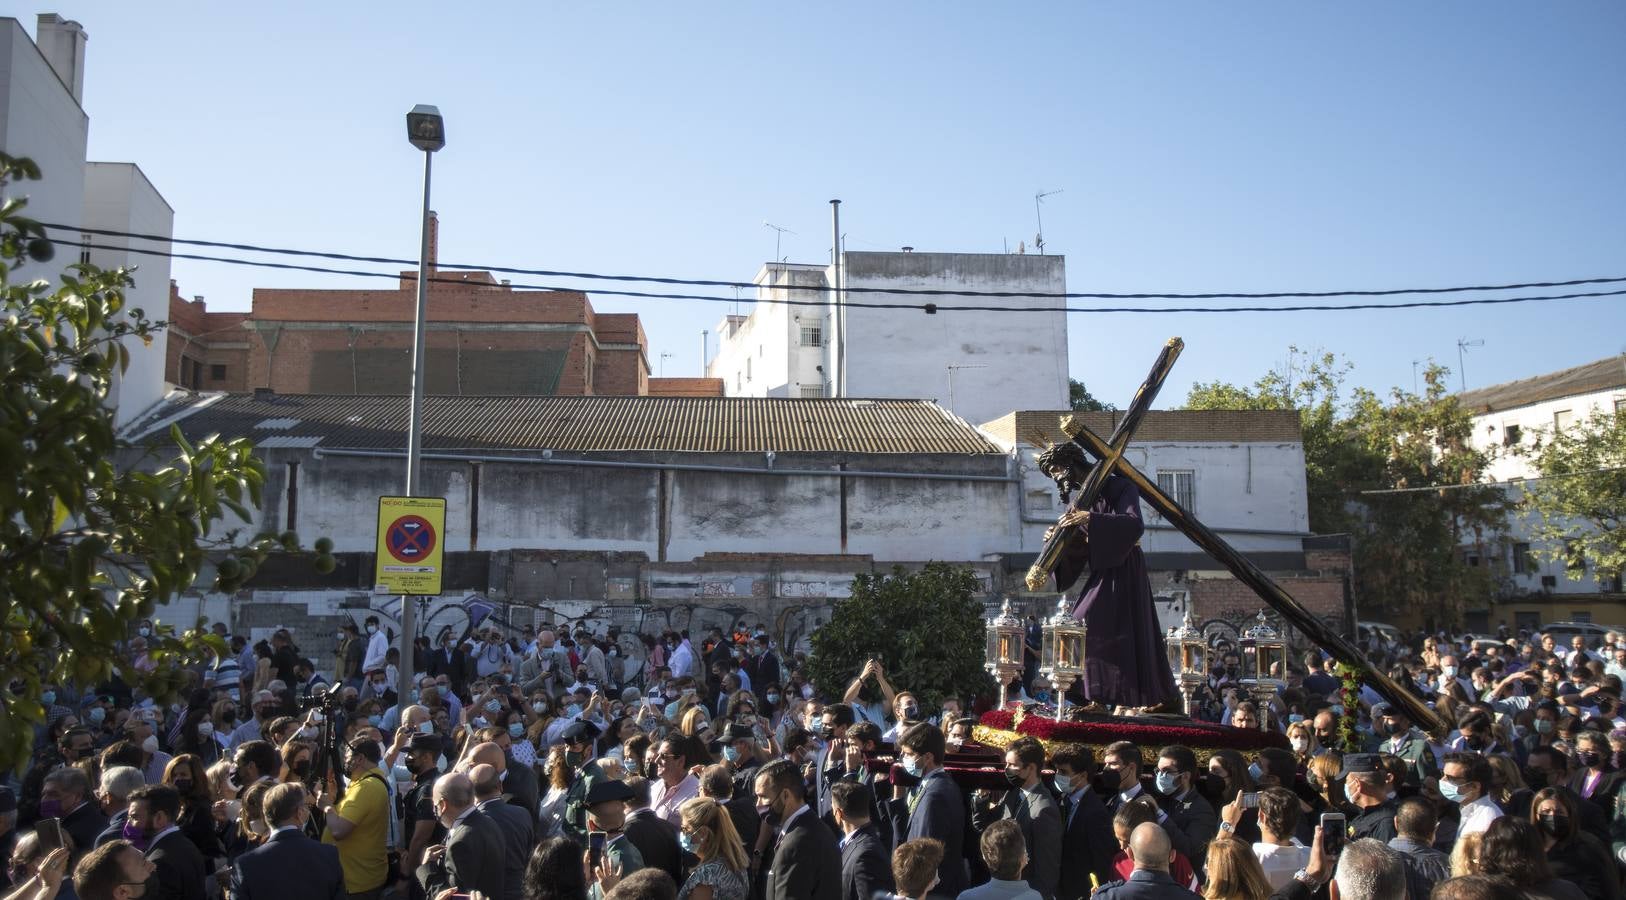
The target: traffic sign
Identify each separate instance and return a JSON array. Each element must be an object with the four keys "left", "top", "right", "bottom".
[{"left": 374, "top": 496, "right": 446, "bottom": 596}]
